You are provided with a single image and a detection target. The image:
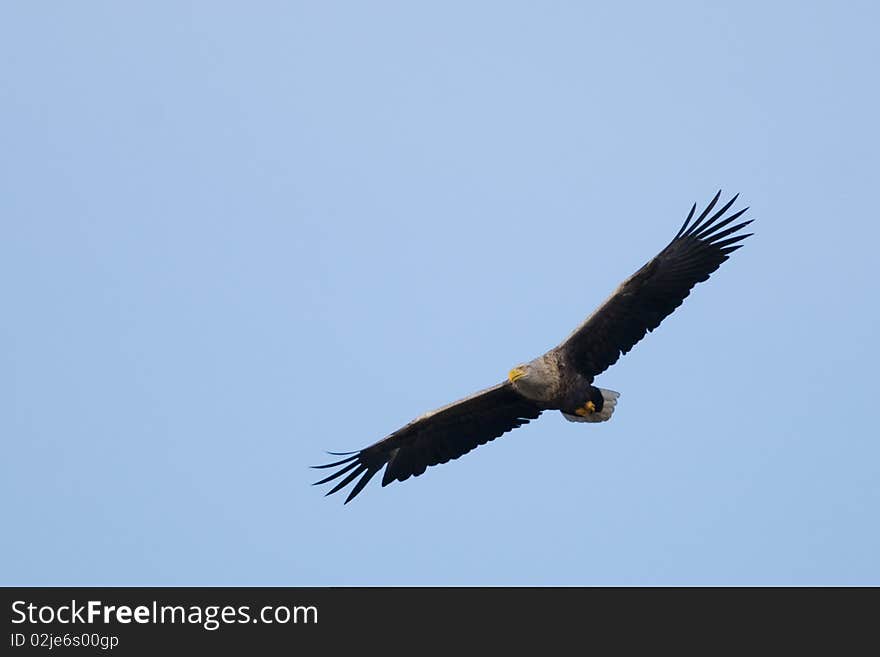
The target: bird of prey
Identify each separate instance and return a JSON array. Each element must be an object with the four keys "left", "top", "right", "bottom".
[{"left": 314, "top": 191, "right": 753, "bottom": 503}]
